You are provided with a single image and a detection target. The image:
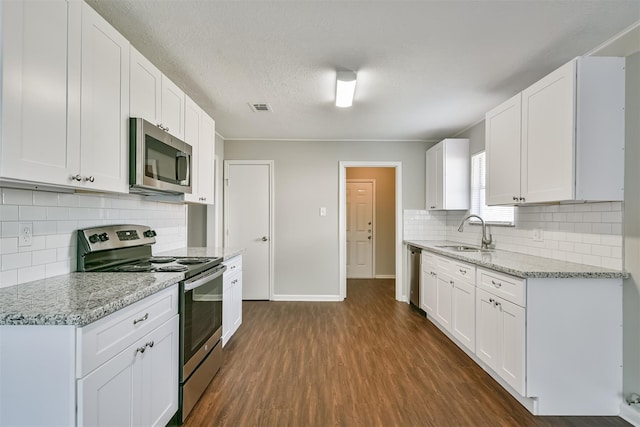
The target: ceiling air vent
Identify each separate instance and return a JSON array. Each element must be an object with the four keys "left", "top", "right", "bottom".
[{"left": 248, "top": 103, "right": 273, "bottom": 113}]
